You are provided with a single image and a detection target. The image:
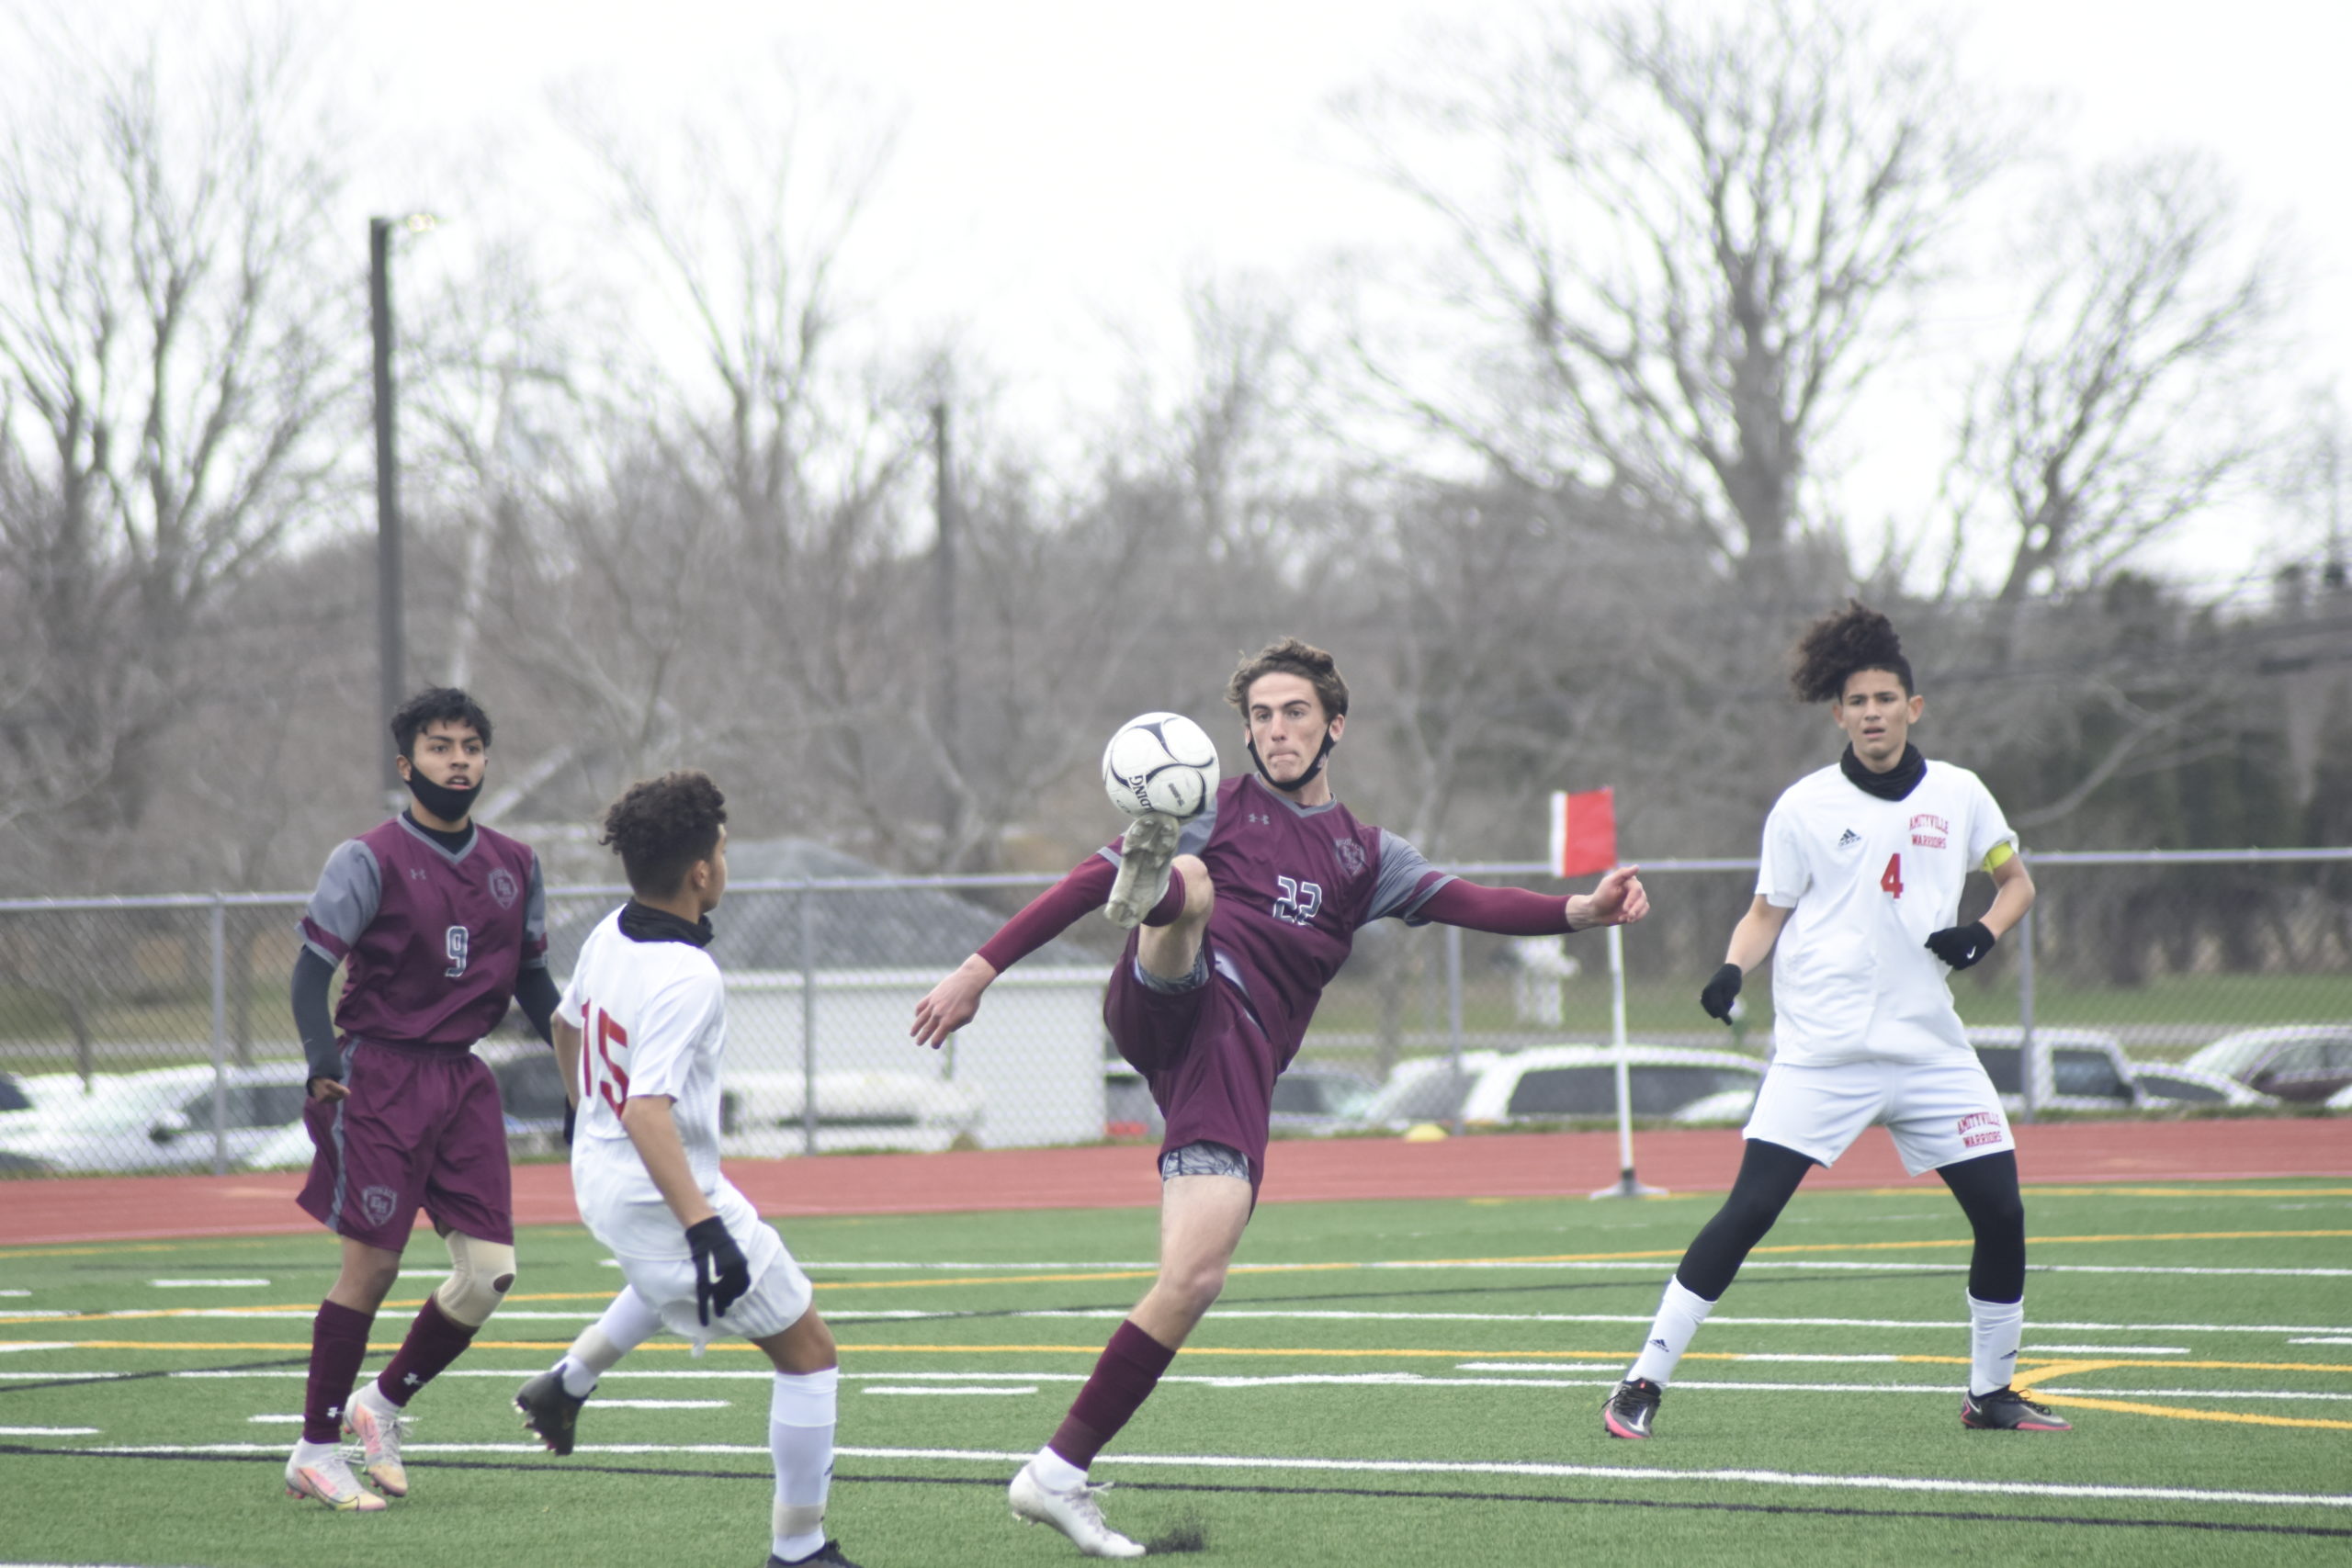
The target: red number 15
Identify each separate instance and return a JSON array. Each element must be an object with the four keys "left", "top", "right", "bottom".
[{"left": 580, "top": 1002, "right": 630, "bottom": 1114}]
